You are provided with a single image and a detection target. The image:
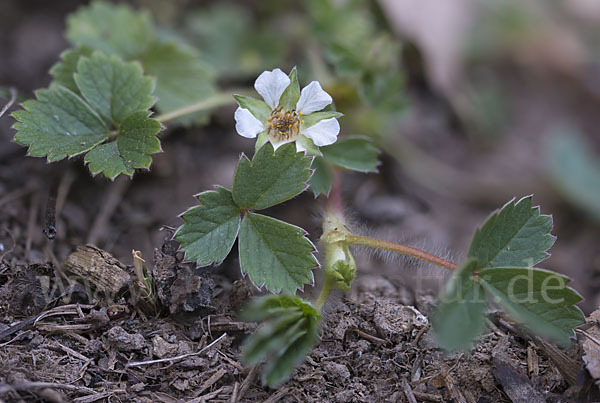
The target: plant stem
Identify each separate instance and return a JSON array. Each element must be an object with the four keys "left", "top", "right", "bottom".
[
  {"left": 344, "top": 234, "right": 457, "bottom": 271},
  {"left": 315, "top": 275, "right": 336, "bottom": 312},
  {"left": 155, "top": 92, "right": 236, "bottom": 123}
]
